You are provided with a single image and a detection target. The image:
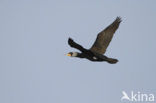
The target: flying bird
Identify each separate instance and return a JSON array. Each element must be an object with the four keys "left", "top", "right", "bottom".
[{"left": 66, "top": 17, "right": 122, "bottom": 64}]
